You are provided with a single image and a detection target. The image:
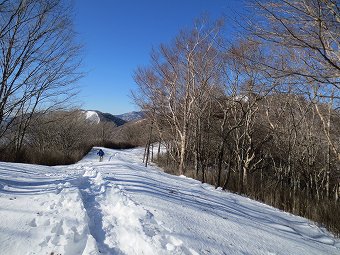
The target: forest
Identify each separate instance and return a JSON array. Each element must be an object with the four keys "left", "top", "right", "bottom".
[{"left": 134, "top": 0, "right": 340, "bottom": 235}]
